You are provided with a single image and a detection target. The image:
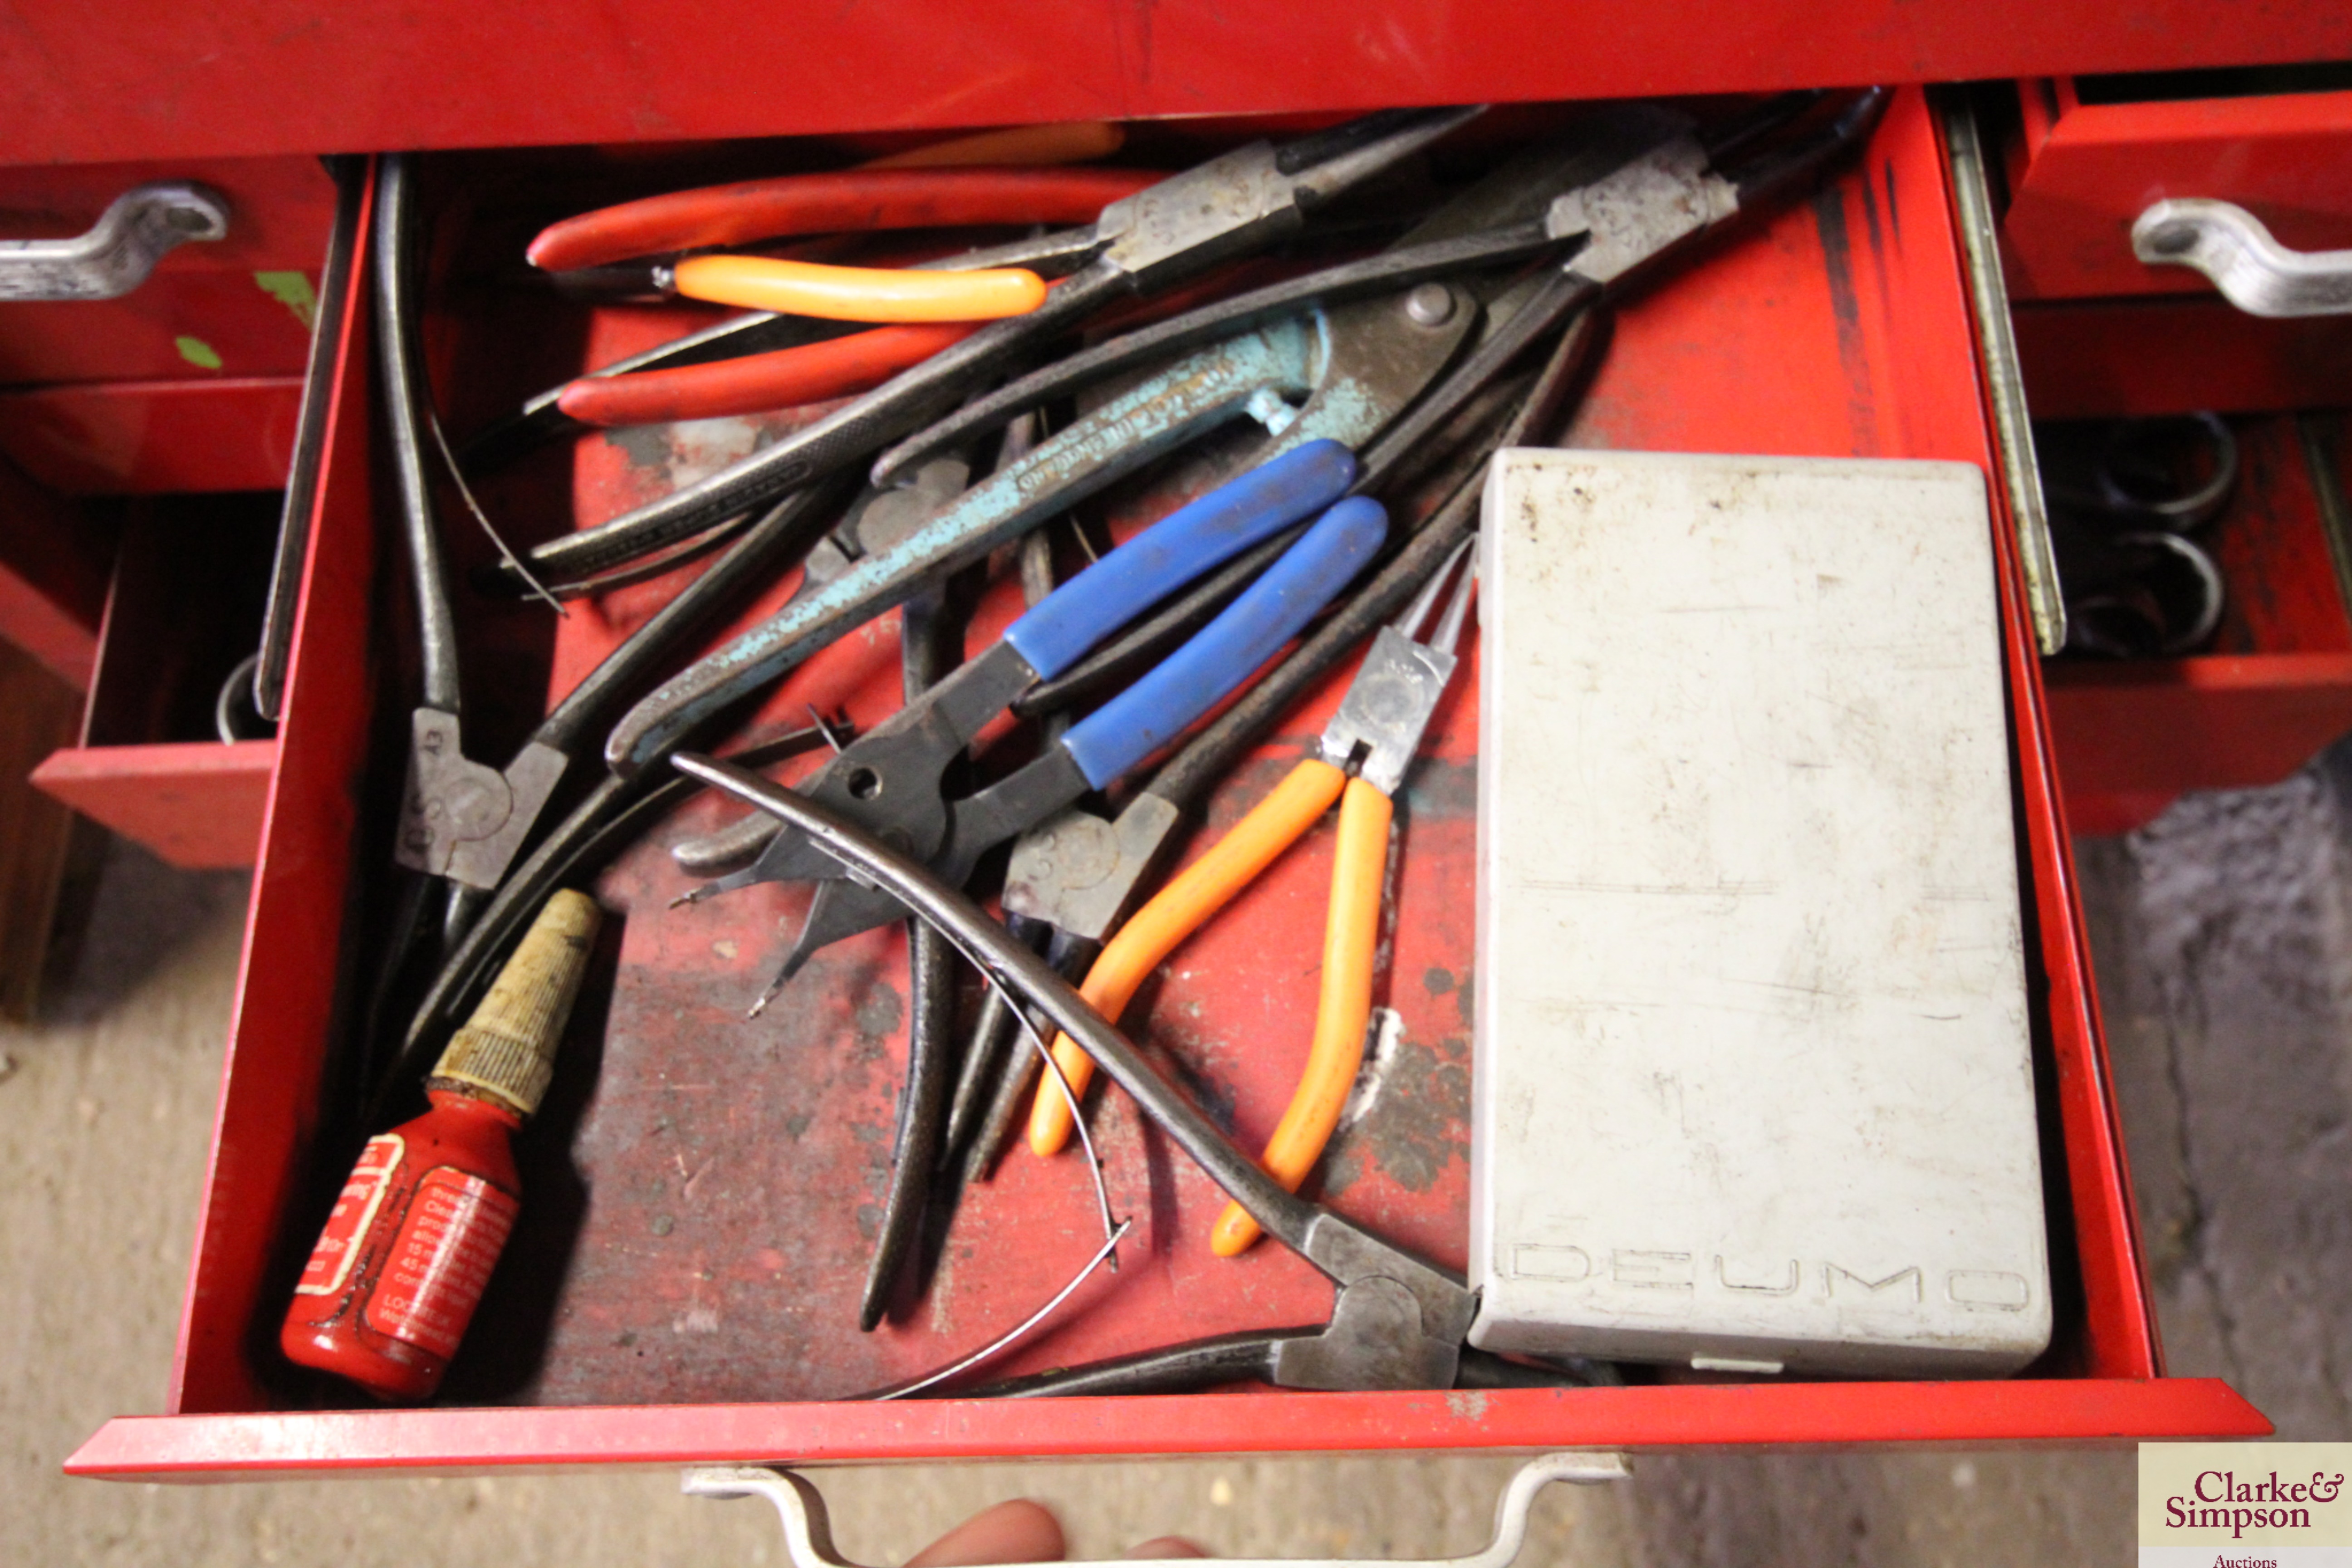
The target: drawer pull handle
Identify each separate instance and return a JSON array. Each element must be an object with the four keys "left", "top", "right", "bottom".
[
  {"left": 2134, "top": 199, "right": 2352, "bottom": 319},
  {"left": 685, "top": 1451, "right": 1632, "bottom": 1568},
  {"left": 0, "top": 181, "right": 230, "bottom": 301}
]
